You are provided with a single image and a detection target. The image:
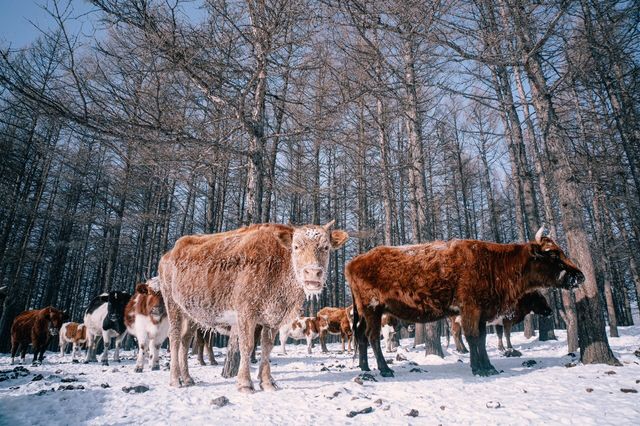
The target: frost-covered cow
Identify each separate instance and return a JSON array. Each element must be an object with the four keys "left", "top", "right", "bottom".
[
  {"left": 348, "top": 227, "right": 584, "bottom": 377},
  {"left": 59, "top": 322, "right": 87, "bottom": 362},
  {"left": 124, "top": 278, "right": 169, "bottom": 372},
  {"left": 84, "top": 291, "right": 131, "bottom": 365},
  {"left": 159, "top": 222, "right": 348, "bottom": 391},
  {"left": 278, "top": 316, "right": 326, "bottom": 355}
]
